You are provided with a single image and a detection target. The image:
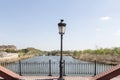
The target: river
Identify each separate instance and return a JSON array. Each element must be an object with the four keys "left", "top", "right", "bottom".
[
  {"left": 6, "top": 55, "right": 114, "bottom": 76},
  {"left": 22, "top": 55, "right": 88, "bottom": 63}
]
